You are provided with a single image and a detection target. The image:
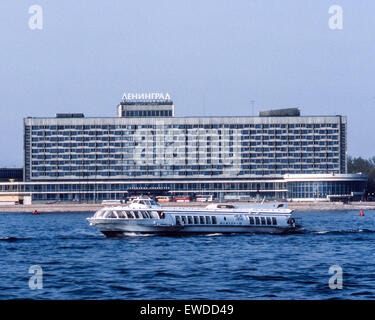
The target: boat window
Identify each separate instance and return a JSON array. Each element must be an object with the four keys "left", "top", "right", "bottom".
[
  {"left": 249, "top": 217, "right": 255, "bottom": 225},
  {"left": 127, "top": 211, "right": 134, "bottom": 219},
  {"left": 94, "top": 209, "right": 105, "bottom": 218},
  {"left": 187, "top": 216, "right": 193, "bottom": 224},
  {"left": 255, "top": 217, "right": 260, "bottom": 225},
  {"left": 212, "top": 216, "right": 217, "bottom": 224},
  {"left": 141, "top": 211, "right": 148, "bottom": 219},
  {"left": 266, "top": 217, "right": 272, "bottom": 225},
  {"left": 133, "top": 211, "right": 141, "bottom": 219},
  {"left": 103, "top": 210, "right": 116, "bottom": 218},
  {"left": 108, "top": 211, "right": 115, "bottom": 218},
  {"left": 261, "top": 217, "right": 266, "bottom": 225},
  {"left": 181, "top": 216, "right": 187, "bottom": 224},
  {"left": 199, "top": 216, "right": 205, "bottom": 224},
  {"left": 118, "top": 211, "right": 126, "bottom": 218},
  {"left": 194, "top": 216, "right": 199, "bottom": 224},
  {"left": 205, "top": 216, "right": 211, "bottom": 224},
  {"left": 175, "top": 216, "right": 181, "bottom": 226},
  {"left": 272, "top": 217, "right": 277, "bottom": 225},
  {"left": 157, "top": 211, "right": 165, "bottom": 219}
]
